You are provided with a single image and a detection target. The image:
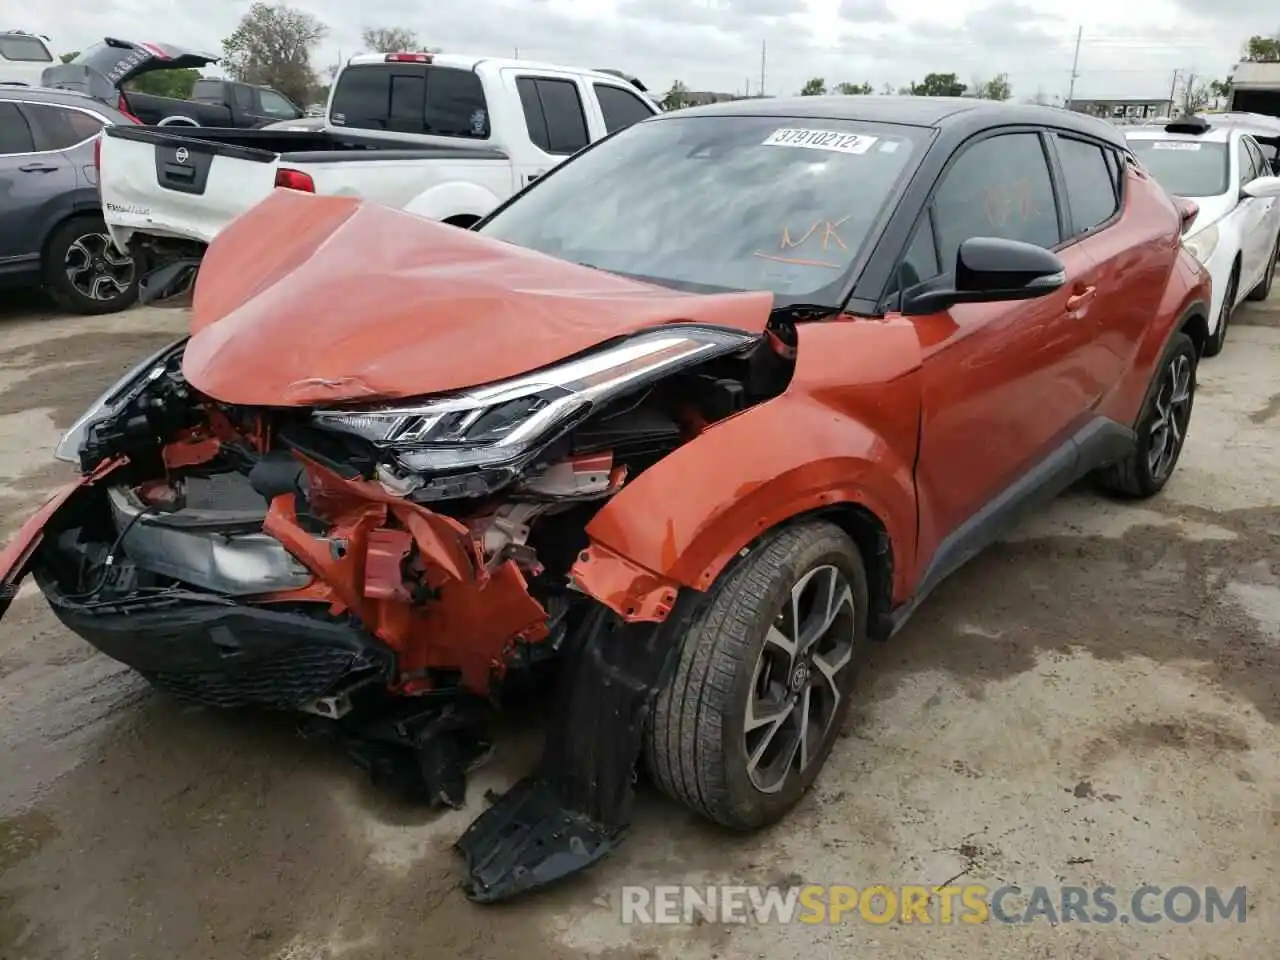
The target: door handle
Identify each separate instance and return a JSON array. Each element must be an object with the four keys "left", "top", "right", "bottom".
[
  {"left": 1066, "top": 286, "right": 1097, "bottom": 311},
  {"left": 18, "top": 163, "right": 59, "bottom": 173},
  {"left": 526, "top": 171, "right": 545, "bottom": 184}
]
